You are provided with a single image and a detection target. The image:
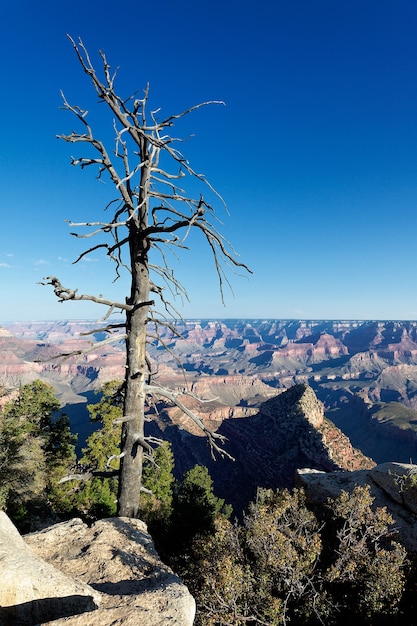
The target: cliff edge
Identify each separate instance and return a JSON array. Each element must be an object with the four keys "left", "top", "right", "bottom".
[{"left": 0, "top": 514, "right": 195, "bottom": 626}]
